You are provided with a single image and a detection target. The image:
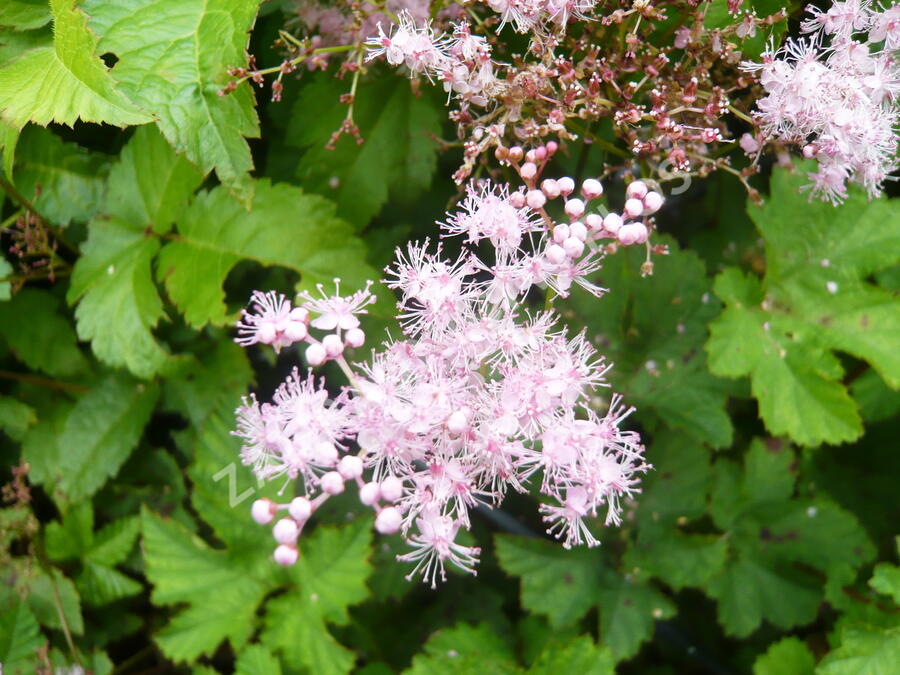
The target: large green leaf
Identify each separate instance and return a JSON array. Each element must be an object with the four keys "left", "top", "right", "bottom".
[
  {"left": 566, "top": 236, "right": 734, "bottom": 448},
  {"left": 0, "top": 0, "right": 151, "bottom": 129},
  {"left": 67, "top": 127, "right": 200, "bottom": 378},
  {"left": 0, "top": 287, "right": 88, "bottom": 376},
  {"left": 0, "top": 1, "right": 51, "bottom": 31},
  {"left": 55, "top": 373, "right": 159, "bottom": 502},
  {"left": 817, "top": 625, "right": 900, "bottom": 675},
  {"left": 288, "top": 74, "right": 442, "bottom": 227},
  {"left": 0, "top": 601, "right": 42, "bottom": 674},
  {"left": 528, "top": 635, "right": 614, "bottom": 675},
  {"left": 405, "top": 622, "right": 518, "bottom": 674},
  {"left": 753, "top": 637, "right": 815, "bottom": 675},
  {"left": 156, "top": 180, "right": 380, "bottom": 328},
  {"left": 706, "top": 164, "right": 900, "bottom": 446},
  {"left": 12, "top": 126, "right": 108, "bottom": 225},
  {"left": 83, "top": 0, "right": 262, "bottom": 203}
]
